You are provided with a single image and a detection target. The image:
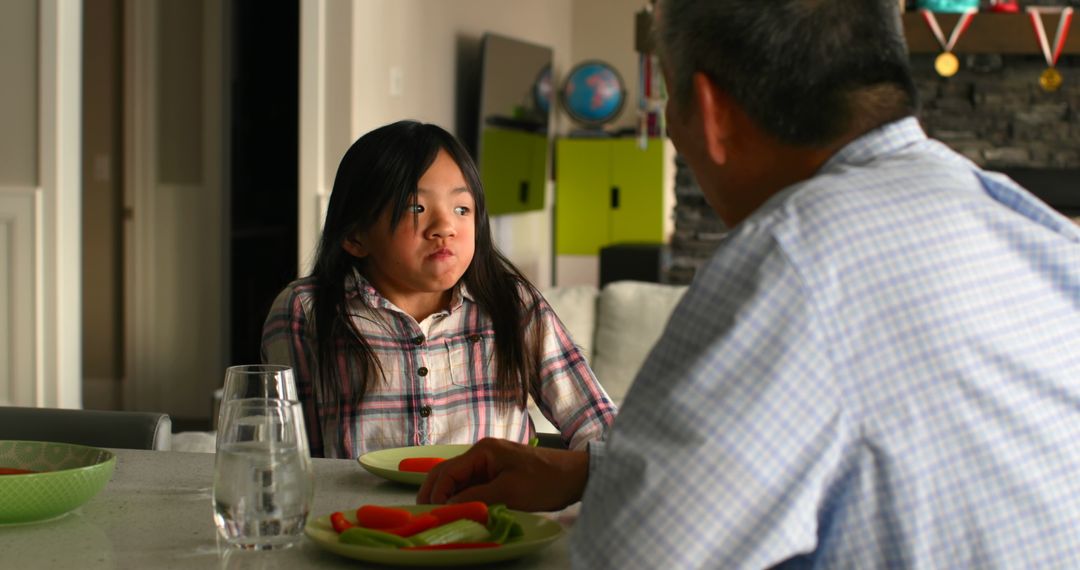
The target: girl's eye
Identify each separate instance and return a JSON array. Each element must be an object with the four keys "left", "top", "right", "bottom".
[
  {"left": 408, "top": 204, "right": 425, "bottom": 214},
  {"left": 454, "top": 206, "right": 471, "bottom": 215}
]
